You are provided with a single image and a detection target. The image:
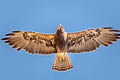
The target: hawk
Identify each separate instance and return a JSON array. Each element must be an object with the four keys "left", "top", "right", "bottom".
[{"left": 1, "top": 24, "right": 120, "bottom": 71}]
